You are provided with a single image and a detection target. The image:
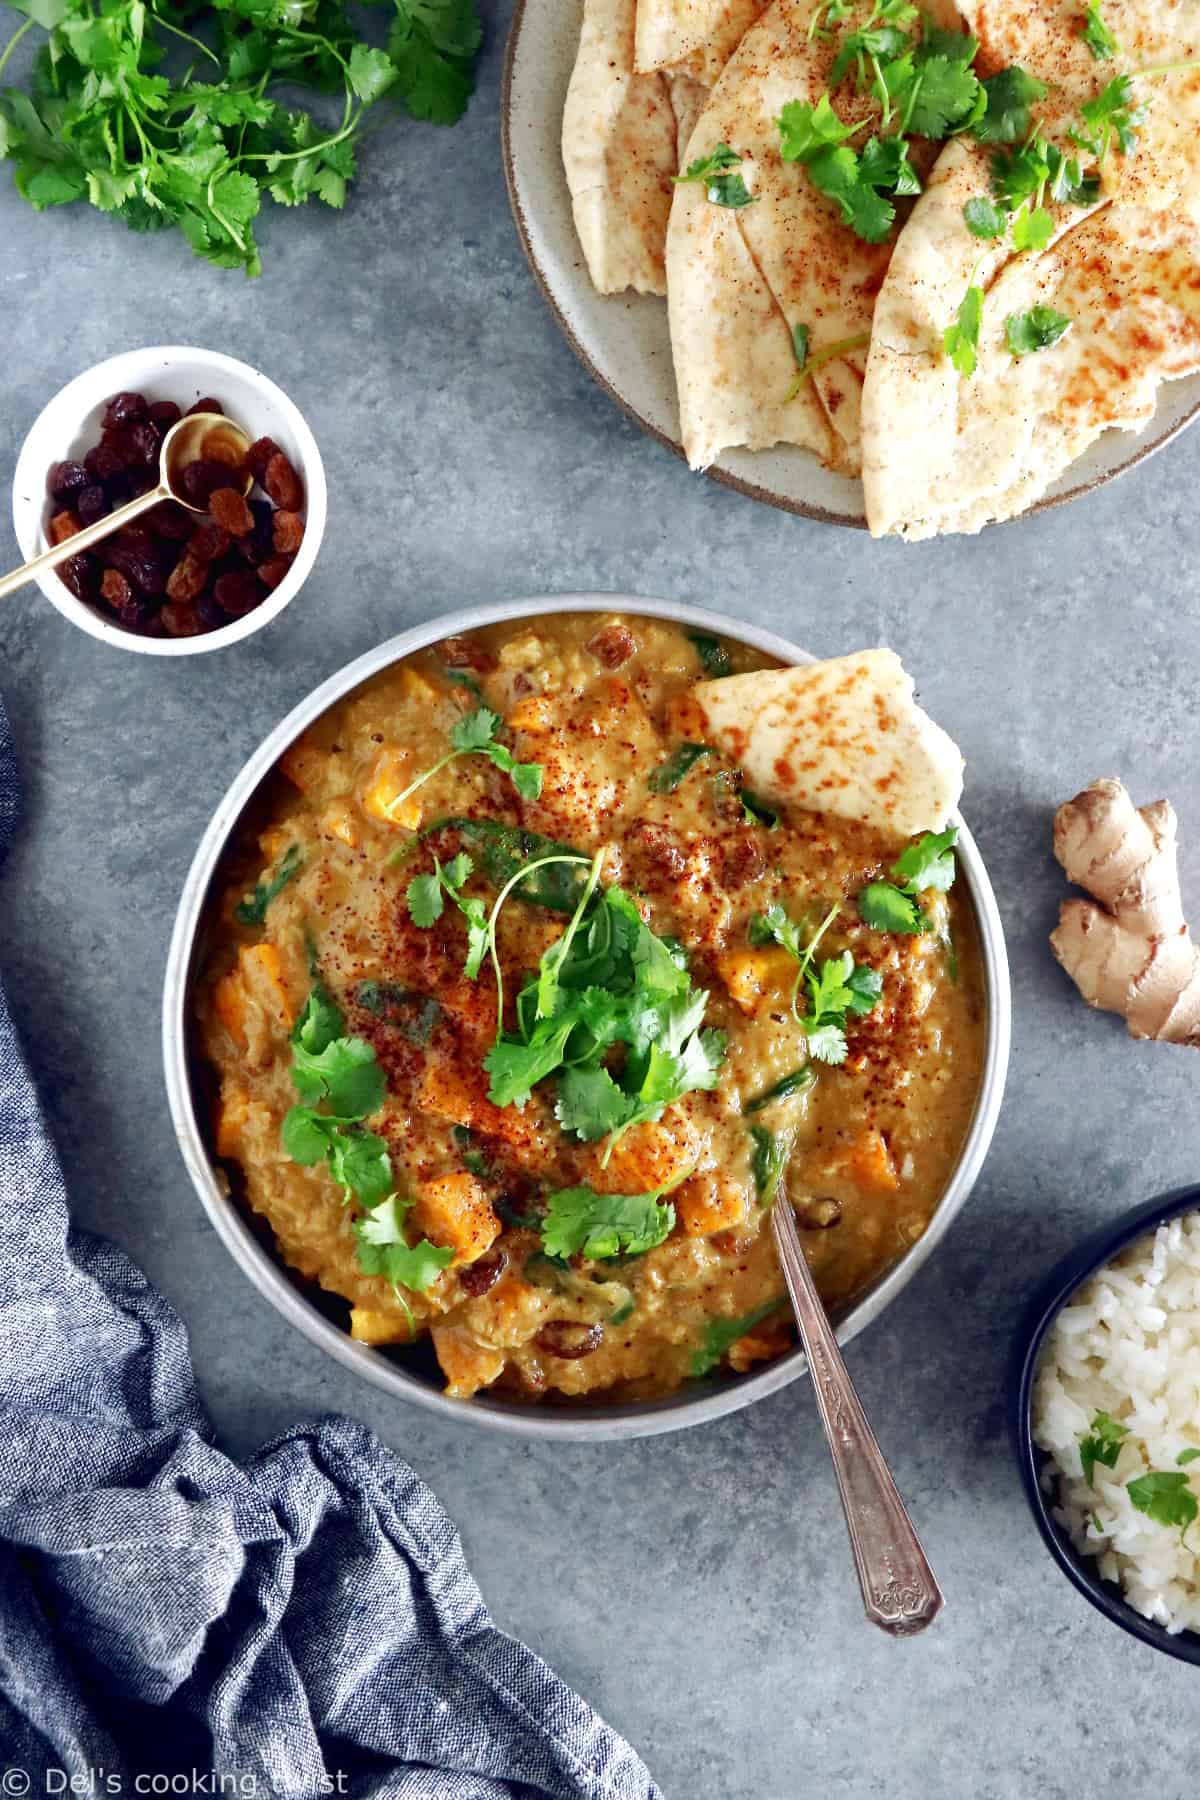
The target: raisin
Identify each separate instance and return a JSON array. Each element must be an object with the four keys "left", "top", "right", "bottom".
[
  {"left": 238, "top": 500, "right": 276, "bottom": 565},
  {"left": 272, "top": 509, "right": 304, "bottom": 555},
  {"left": 166, "top": 555, "right": 207, "bottom": 603},
  {"left": 125, "top": 421, "right": 162, "bottom": 469},
  {"left": 458, "top": 1248, "right": 508, "bottom": 1298},
  {"left": 102, "top": 391, "right": 148, "bottom": 430},
  {"left": 149, "top": 400, "right": 182, "bottom": 431},
  {"left": 535, "top": 1320, "right": 603, "bottom": 1359},
  {"left": 84, "top": 443, "right": 124, "bottom": 485},
  {"left": 587, "top": 623, "right": 637, "bottom": 669},
  {"left": 189, "top": 520, "right": 232, "bottom": 562},
  {"left": 100, "top": 568, "right": 132, "bottom": 608},
  {"left": 263, "top": 451, "right": 304, "bottom": 511},
  {"left": 721, "top": 830, "right": 767, "bottom": 889},
  {"left": 101, "top": 426, "right": 139, "bottom": 469},
  {"left": 161, "top": 601, "right": 204, "bottom": 637},
  {"left": 247, "top": 436, "right": 282, "bottom": 483},
  {"left": 58, "top": 552, "right": 99, "bottom": 601},
  {"left": 187, "top": 396, "right": 224, "bottom": 417},
  {"left": 126, "top": 469, "right": 157, "bottom": 499},
  {"left": 795, "top": 1196, "right": 843, "bottom": 1229},
  {"left": 47, "top": 460, "right": 87, "bottom": 500},
  {"left": 438, "top": 634, "right": 498, "bottom": 672},
  {"left": 209, "top": 487, "right": 254, "bottom": 536},
  {"left": 201, "top": 426, "right": 248, "bottom": 478},
  {"left": 195, "top": 592, "right": 228, "bottom": 632},
  {"left": 258, "top": 554, "right": 293, "bottom": 591},
  {"left": 106, "top": 544, "right": 166, "bottom": 597},
  {"left": 76, "top": 485, "right": 110, "bottom": 527},
  {"left": 144, "top": 500, "right": 193, "bottom": 541},
  {"left": 177, "top": 459, "right": 229, "bottom": 509},
  {"left": 48, "top": 511, "right": 80, "bottom": 545},
  {"left": 214, "top": 570, "right": 264, "bottom": 617}
]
